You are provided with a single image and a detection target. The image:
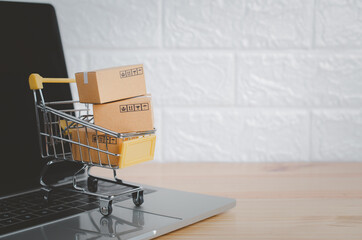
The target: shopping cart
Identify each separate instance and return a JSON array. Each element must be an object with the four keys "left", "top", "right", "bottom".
[{"left": 29, "top": 73, "right": 156, "bottom": 216}]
